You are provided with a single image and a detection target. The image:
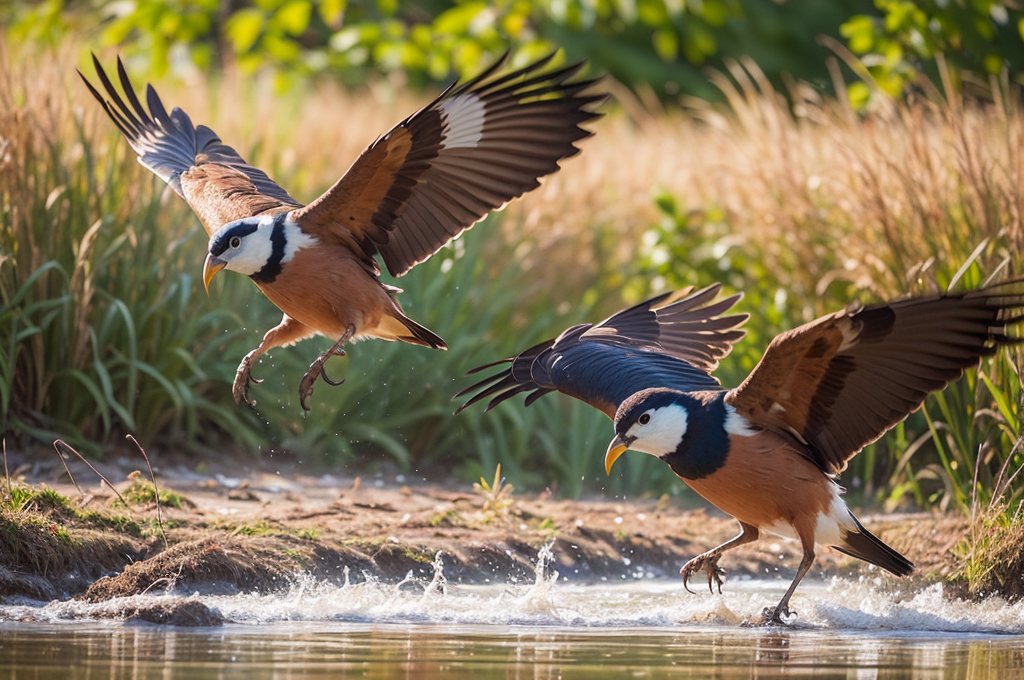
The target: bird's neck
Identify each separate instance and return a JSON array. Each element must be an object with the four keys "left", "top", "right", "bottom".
[
  {"left": 249, "top": 212, "right": 317, "bottom": 284},
  {"left": 661, "top": 392, "right": 730, "bottom": 480},
  {"left": 250, "top": 216, "right": 288, "bottom": 284}
]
